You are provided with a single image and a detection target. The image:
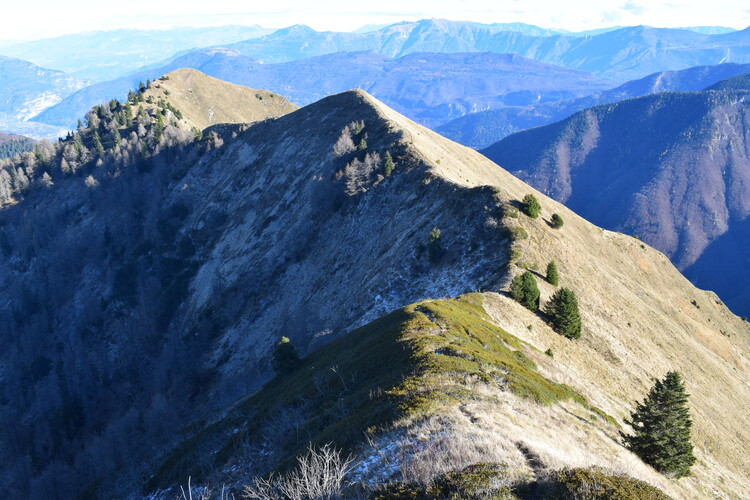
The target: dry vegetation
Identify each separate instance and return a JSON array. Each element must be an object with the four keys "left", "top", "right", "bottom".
[
  {"left": 292, "top": 92, "right": 750, "bottom": 498},
  {"left": 144, "top": 69, "right": 298, "bottom": 130}
]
